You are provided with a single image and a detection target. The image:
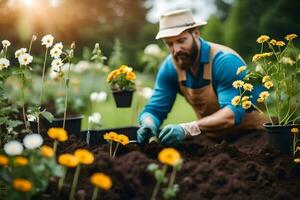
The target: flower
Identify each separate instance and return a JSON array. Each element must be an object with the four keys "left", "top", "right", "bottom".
[
  {"left": 18, "top": 53, "right": 33, "bottom": 66},
  {"left": 116, "top": 134, "right": 129, "bottom": 145},
  {"left": 242, "top": 101, "right": 252, "bottom": 109},
  {"left": 23, "top": 134, "right": 43, "bottom": 149},
  {"left": 0, "top": 58, "right": 10, "bottom": 70},
  {"left": 107, "top": 65, "right": 136, "bottom": 91},
  {"left": 41, "top": 34, "right": 54, "bottom": 48},
  {"left": 90, "top": 173, "right": 112, "bottom": 190},
  {"left": 4, "top": 141, "right": 23, "bottom": 156},
  {"left": 231, "top": 96, "right": 241, "bottom": 106},
  {"left": 232, "top": 80, "right": 244, "bottom": 89},
  {"left": 262, "top": 75, "right": 270, "bottom": 83},
  {"left": 90, "top": 91, "right": 107, "bottom": 102},
  {"left": 294, "top": 158, "right": 300, "bottom": 163},
  {"left": 144, "top": 44, "right": 162, "bottom": 56},
  {"left": 158, "top": 148, "right": 181, "bottom": 166},
  {"left": 50, "top": 46, "right": 62, "bottom": 58},
  {"left": 47, "top": 128, "right": 68, "bottom": 142},
  {"left": 15, "top": 156, "right": 29, "bottom": 166},
  {"left": 15, "top": 48, "right": 27, "bottom": 58},
  {"left": 291, "top": 128, "right": 299, "bottom": 134},
  {"left": 263, "top": 81, "right": 273, "bottom": 89},
  {"left": 58, "top": 154, "right": 79, "bottom": 168},
  {"left": 51, "top": 58, "right": 63, "bottom": 70},
  {"left": 40, "top": 145, "right": 54, "bottom": 158},
  {"left": 88, "top": 112, "right": 102, "bottom": 125},
  {"left": 74, "top": 149, "right": 94, "bottom": 165},
  {"left": 54, "top": 42, "right": 63, "bottom": 50},
  {"left": 285, "top": 34, "right": 298, "bottom": 41},
  {"left": 256, "top": 35, "right": 270, "bottom": 43},
  {"left": 2, "top": 40, "right": 11, "bottom": 48},
  {"left": 242, "top": 96, "right": 250, "bottom": 101},
  {"left": 243, "top": 83, "right": 253, "bottom": 91},
  {"left": 236, "top": 66, "right": 247, "bottom": 75},
  {"left": 269, "top": 39, "right": 276, "bottom": 46},
  {"left": 12, "top": 179, "right": 32, "bottom": 192},
  {"left": 0, "top": 154, "right": 9, "bottom": 166},
  {"left": 103, "top": 132, "right": 119, "bottom": 142}
]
